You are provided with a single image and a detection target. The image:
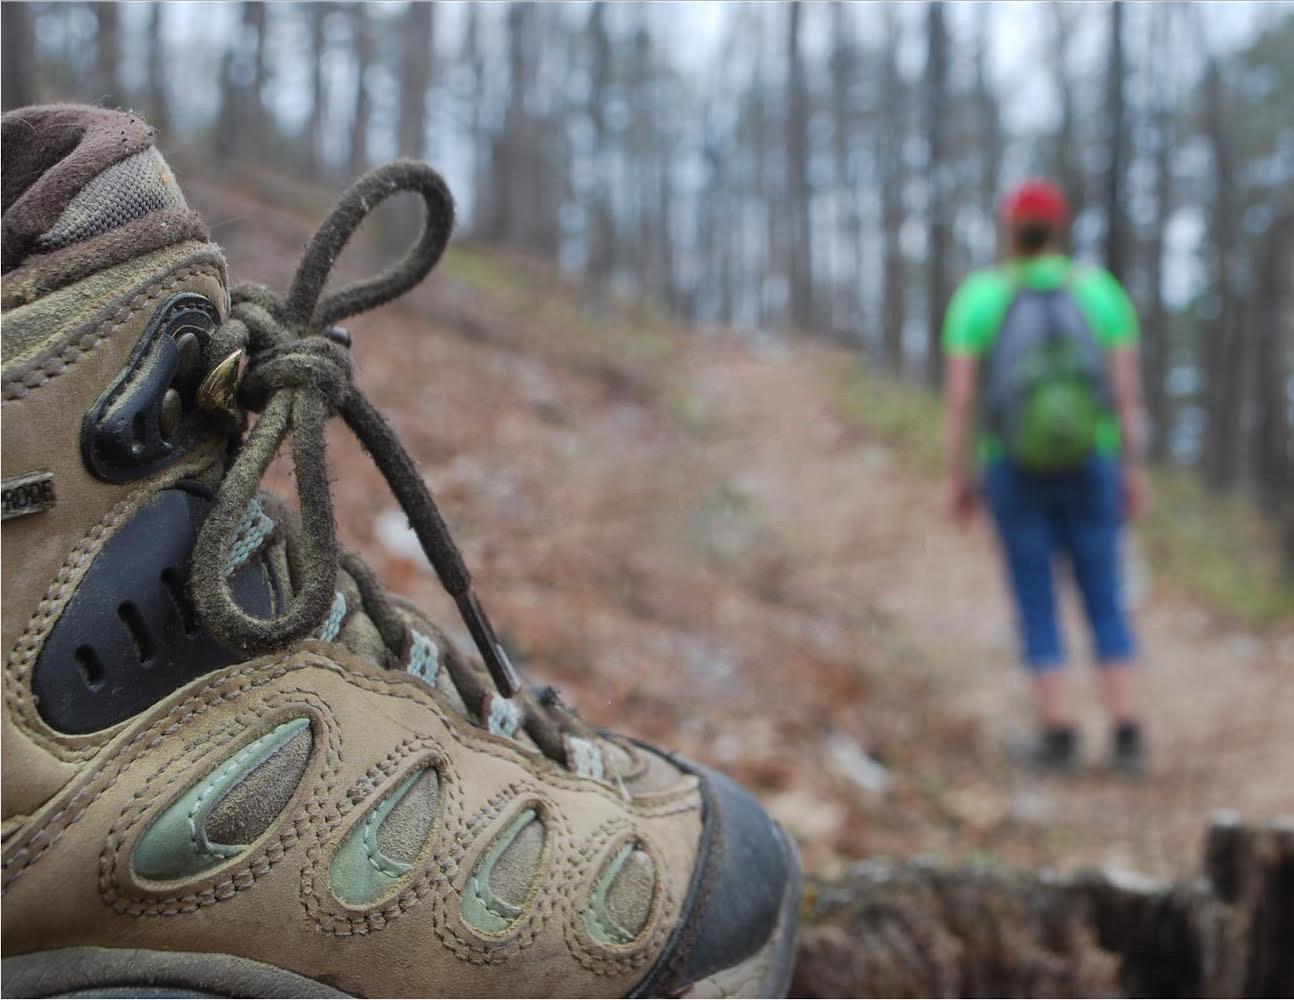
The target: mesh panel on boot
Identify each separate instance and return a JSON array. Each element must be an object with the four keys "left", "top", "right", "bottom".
[
  {"left": 603, "top": 848, "right": 656, "bottom": 939},
  {"left": 205, "top": 725, "right": 313, "bottom": 846},
  {"left": 374, "top": 768, "right": 440, "bottom": 866},
  {"left": 488, "top": 815, "right": 545, "bottom": 910},
  {"left": 461, "top": 810, "right": 545, "bottom": 931},
  {"left": 586, "top": 843, "right": 657, "bottom": 945},
  {"left": 33, "top": 148, "right": 188, "bottom": 253}
]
